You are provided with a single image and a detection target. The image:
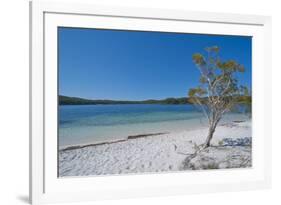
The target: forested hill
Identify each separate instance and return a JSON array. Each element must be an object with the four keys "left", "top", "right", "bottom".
[
  {"left": 59, "top": 95, "right": 251, "bottom": 106},
  {"left": 59, "top": 95, "right": 191, "bottom": 105}
]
